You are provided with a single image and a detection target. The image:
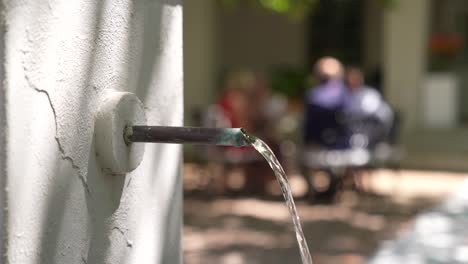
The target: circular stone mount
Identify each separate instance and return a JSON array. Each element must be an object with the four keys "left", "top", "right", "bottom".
[{"left": 95, "top": 91, "right": 146, "bottom": 174}]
